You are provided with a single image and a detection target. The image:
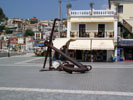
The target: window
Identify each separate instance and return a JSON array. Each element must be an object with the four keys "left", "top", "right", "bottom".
[
  {"left": 118, "top": 5, "right": 123, "bottom": 13},
  {"left": 36, "top": 34, "right": 40, "bottom": 40}
]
